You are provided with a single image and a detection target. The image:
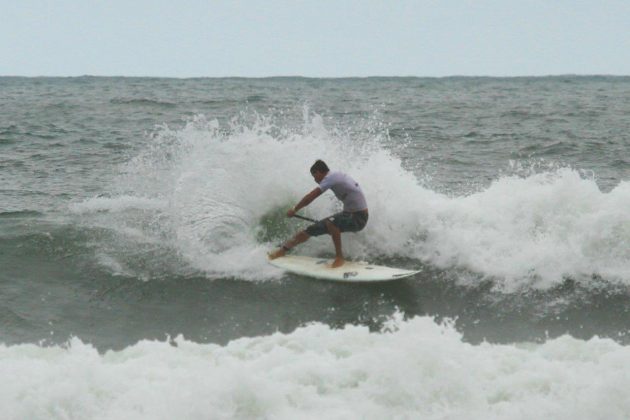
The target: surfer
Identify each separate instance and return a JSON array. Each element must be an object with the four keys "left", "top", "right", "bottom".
[{"left": 268, "top": 160, "right": 368, "bottom": 268}]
